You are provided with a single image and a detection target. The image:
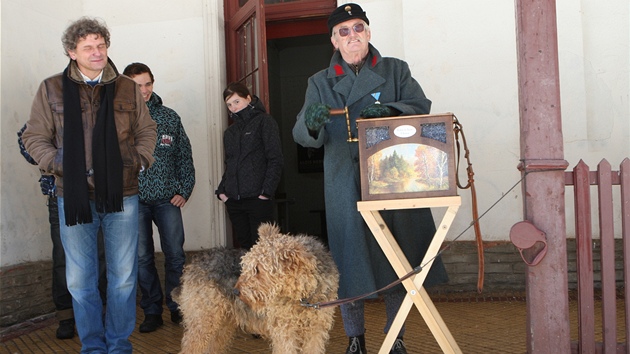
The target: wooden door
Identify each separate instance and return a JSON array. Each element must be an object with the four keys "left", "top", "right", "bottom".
[
  {"left": 224, "top": 0, "right": 336, "bottom": 110},
  {"left": 225, "top": 0, "right": 269, "bottom": 109}
]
